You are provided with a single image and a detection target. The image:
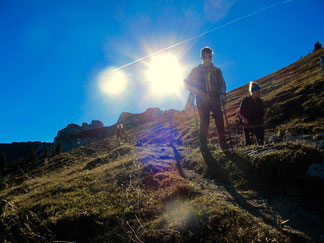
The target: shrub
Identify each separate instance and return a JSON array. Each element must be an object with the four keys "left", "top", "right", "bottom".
[{"left": 313, "top": 41, "right": 322, "bottom": 52}]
